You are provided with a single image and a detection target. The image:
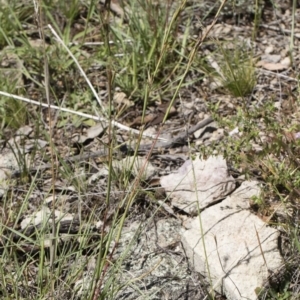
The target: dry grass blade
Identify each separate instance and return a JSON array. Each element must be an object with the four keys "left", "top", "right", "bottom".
[{"left": 0, "top": 91, "right": 167, "bottom": 140}]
